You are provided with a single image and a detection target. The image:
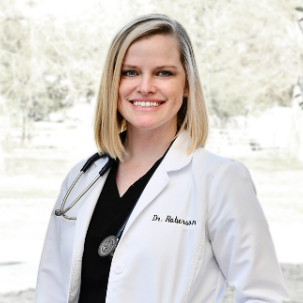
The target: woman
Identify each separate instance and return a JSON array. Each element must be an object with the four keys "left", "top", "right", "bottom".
[{"left": 35, "top": 14, "right": 289, "bottom": 303}]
